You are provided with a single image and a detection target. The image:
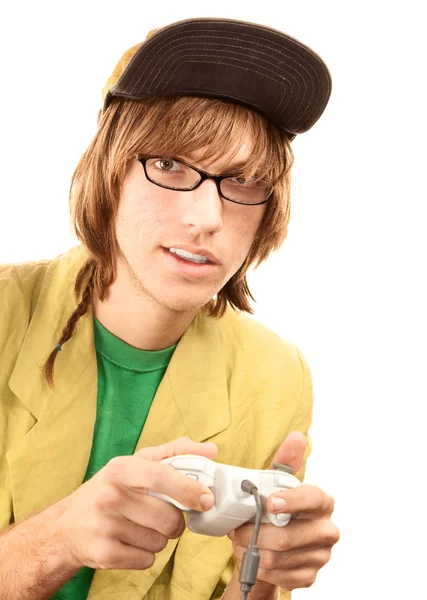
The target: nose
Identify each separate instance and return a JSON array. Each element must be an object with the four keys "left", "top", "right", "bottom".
[{"left": 181, "top": 179, "right": 224, "bottom": 234}]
